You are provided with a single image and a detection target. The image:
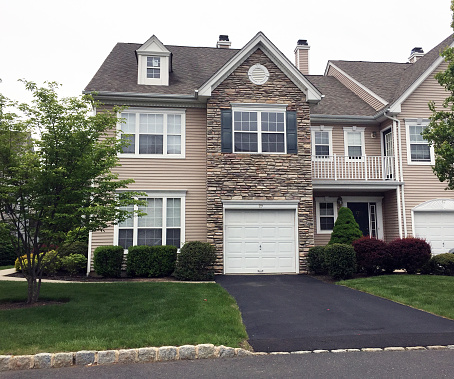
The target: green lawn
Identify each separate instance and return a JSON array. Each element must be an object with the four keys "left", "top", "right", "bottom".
[
  {"left": 0, "top": 281, "right": 248, "bottom": 355},
  {"left": 0, "top": 265, "right": 14, "bottom": 270},
  {"left": 339, "top": 275, "right": 454, "bottom": 320}
]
